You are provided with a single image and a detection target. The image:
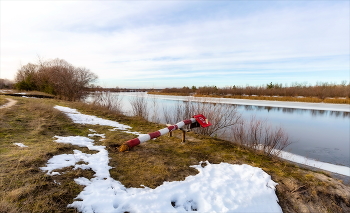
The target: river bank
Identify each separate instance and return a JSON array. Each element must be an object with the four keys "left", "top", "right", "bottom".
[
  {"left": 1, "top": 95, "right": 350, "bottom": 212},
  {"left": 148, "top": 89, "right": 350, "bottom": 104},
  {"left": 146, "top": 92, "right": 350, "bottom": 112}
]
